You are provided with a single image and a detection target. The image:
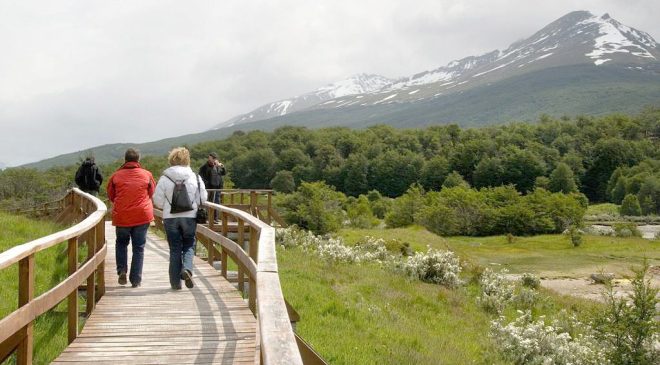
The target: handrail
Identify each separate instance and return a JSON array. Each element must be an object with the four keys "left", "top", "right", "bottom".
[
  {"left": 153, "top": 199, "right": 303, "bottom": 365},
  {"left": 0, "top": 188, "right": 107, "bottom": 364}
]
